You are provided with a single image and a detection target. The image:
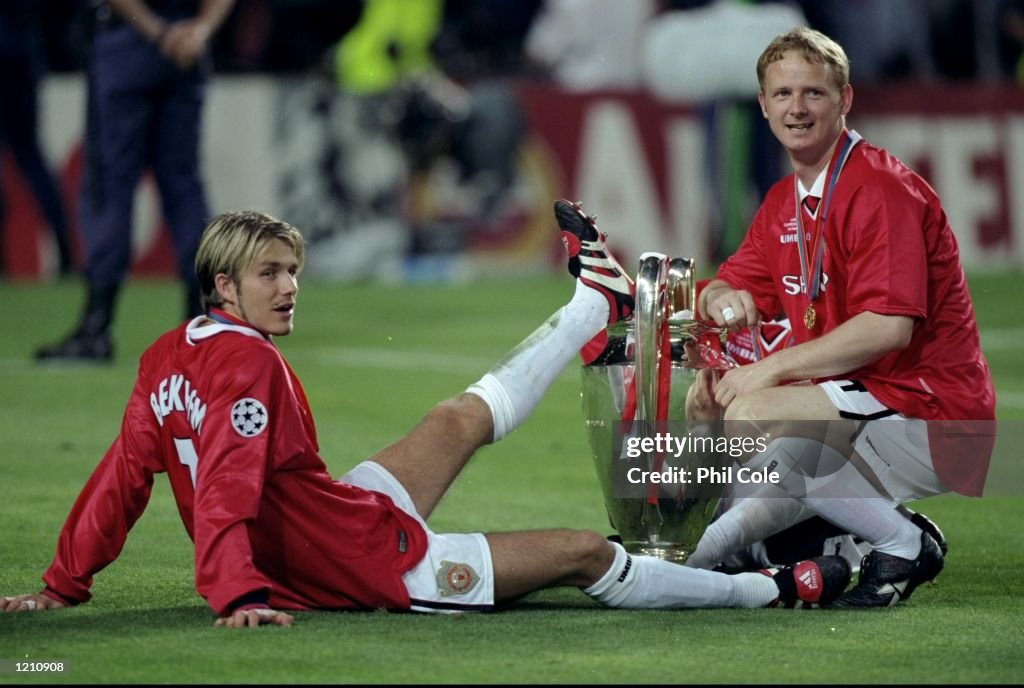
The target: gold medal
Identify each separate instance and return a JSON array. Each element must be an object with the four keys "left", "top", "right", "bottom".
[
  {"left": 792, "top": 130, "right": 860, "bottom": 337},
  {"left": 804, "top": 303, "right": 817, "bottom": 330}
]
